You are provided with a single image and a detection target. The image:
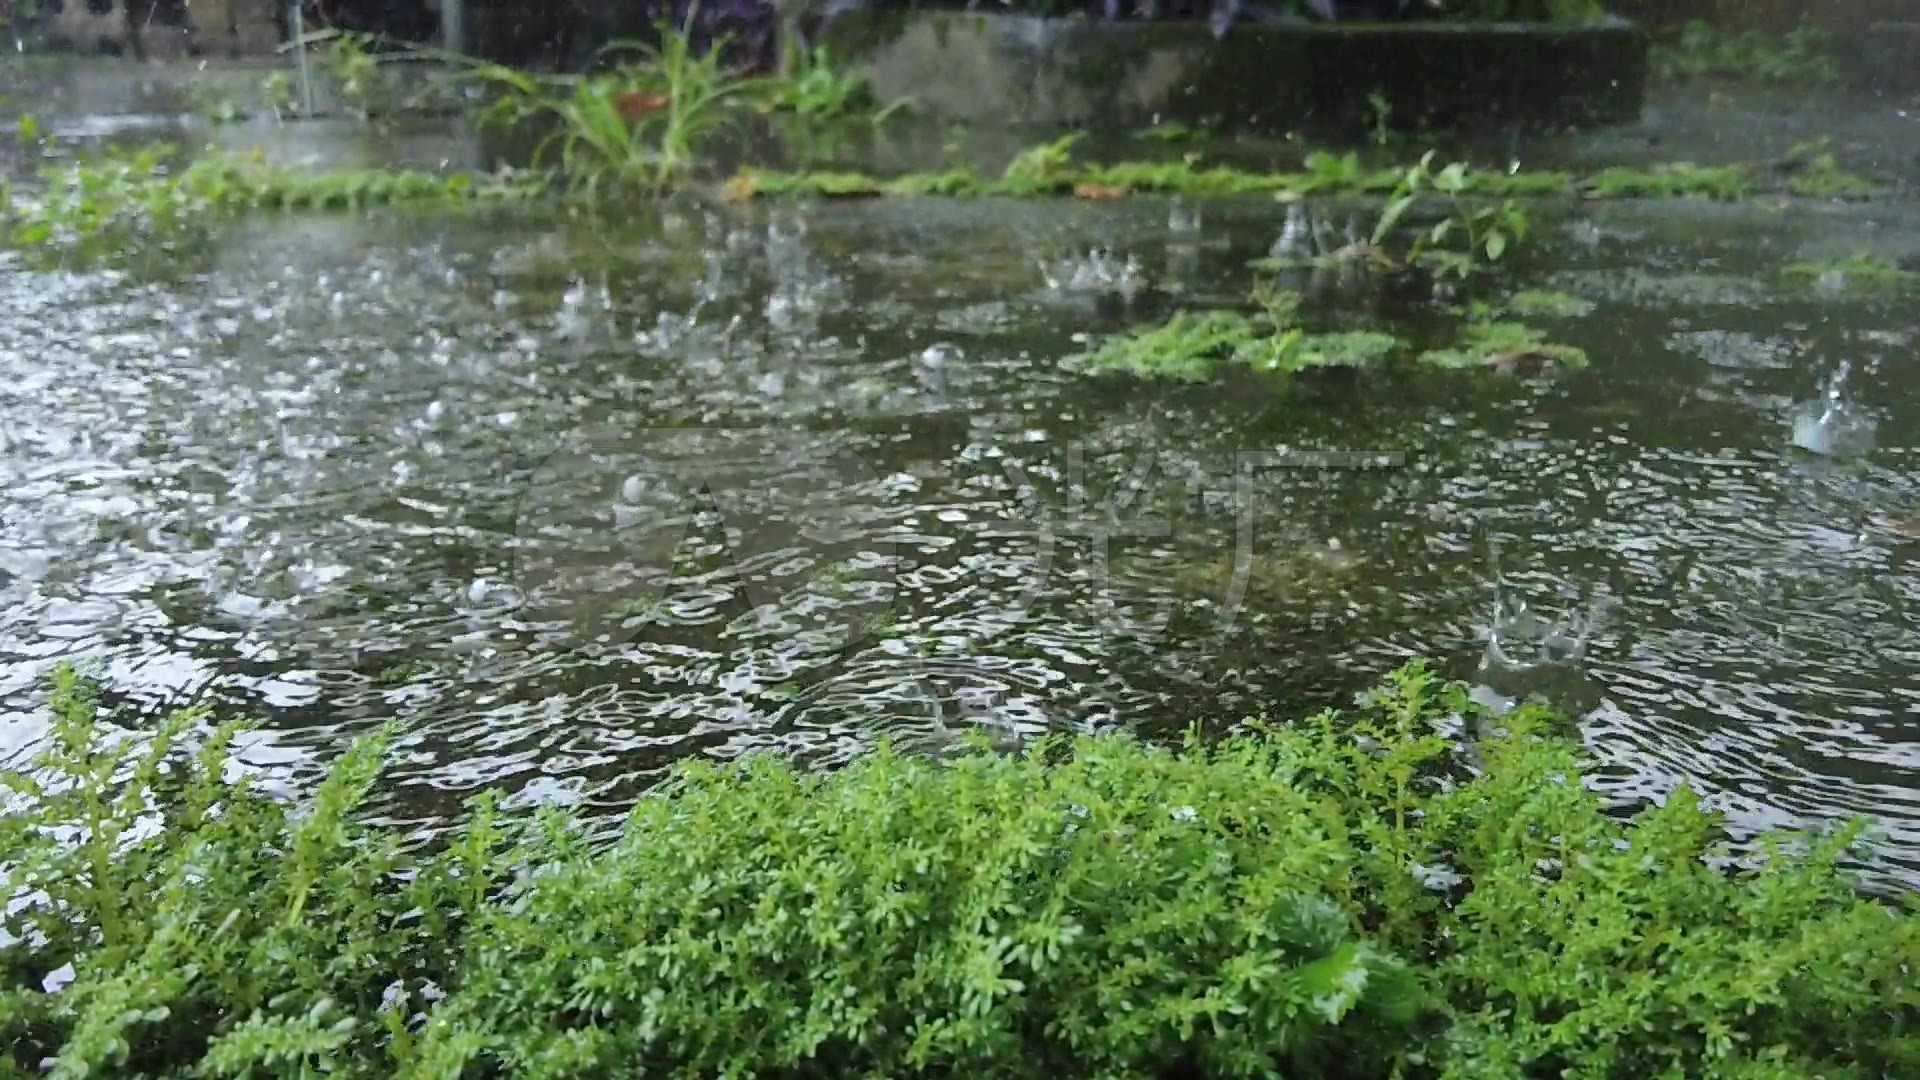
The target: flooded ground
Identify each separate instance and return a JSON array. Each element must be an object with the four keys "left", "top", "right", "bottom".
[{"left": 3, "top": 63, "right": 1919, "bottom": 887}]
